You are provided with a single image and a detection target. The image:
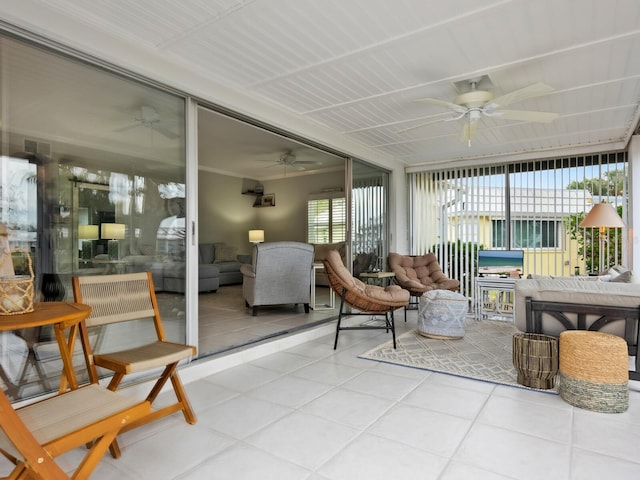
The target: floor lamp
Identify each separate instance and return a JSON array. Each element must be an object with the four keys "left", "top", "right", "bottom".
[{"left": 579, "top": 202, "right": 625, "bottom": 273}]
